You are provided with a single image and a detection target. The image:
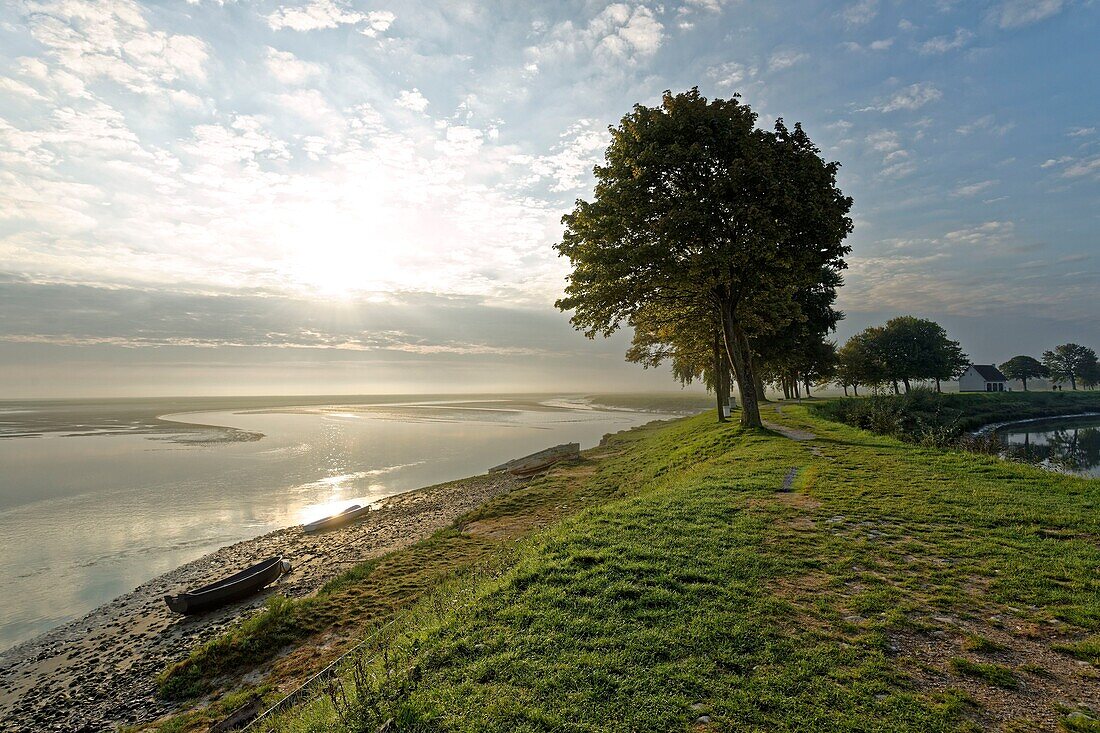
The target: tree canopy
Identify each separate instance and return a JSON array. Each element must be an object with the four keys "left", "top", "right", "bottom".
[
  {"left": 999, "top": 355, "right": 1049, "bottom": 391},
  {"left": 556, "top": 88, "right": 852, "bottom": 426},
  {"left": 1043, "top": 343, "right": 1099, "bottom": 390},
  {"left": 835, "top": 317, "right": 967, "bottom": 394}
]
